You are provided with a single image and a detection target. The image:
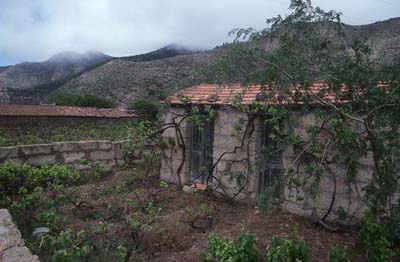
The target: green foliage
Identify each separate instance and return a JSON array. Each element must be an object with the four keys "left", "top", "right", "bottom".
[
  {"left": 38, "top": 229, "right": 93, "bottom": 261},
  {"left": 0, "top": 161, "right": 80, "bottom": 199},
  {"left": 265, "top": 236, "right": 309, "bottom": 262},
  {"left": 0, "top": 121, "right": 150, "bottom": 147},
  {"left": 117, "top": 245, "right": 127, "bottom": 262},
  {"left": 329, "top": 246, "right": 351, "bottom": 262},
  {"left": 126, "top": 99, "right": 163, "bottom": 121},
  {"left": 359, "top": 213, "right": 396, "bottom": 261},
  {"left": 206, "top": 232, "right": 260, "bottom": 262},
  {"left": 48, "top": 92, "right": 115, "bottom": 108},
  {"left": 159, "top": 180, "right": 169, "bottom": 190},
  {"left": 257, "top": 190, "right": 273, "bottom": 215},
  {"left": 94, "top": 163, "right": 112, "bottom": 179},
  {"left": 199, "top": 203, "right": 213, "bottom": 216},
  {"left": 386, "top": 207, "right": 400, "bottom": 247}
]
